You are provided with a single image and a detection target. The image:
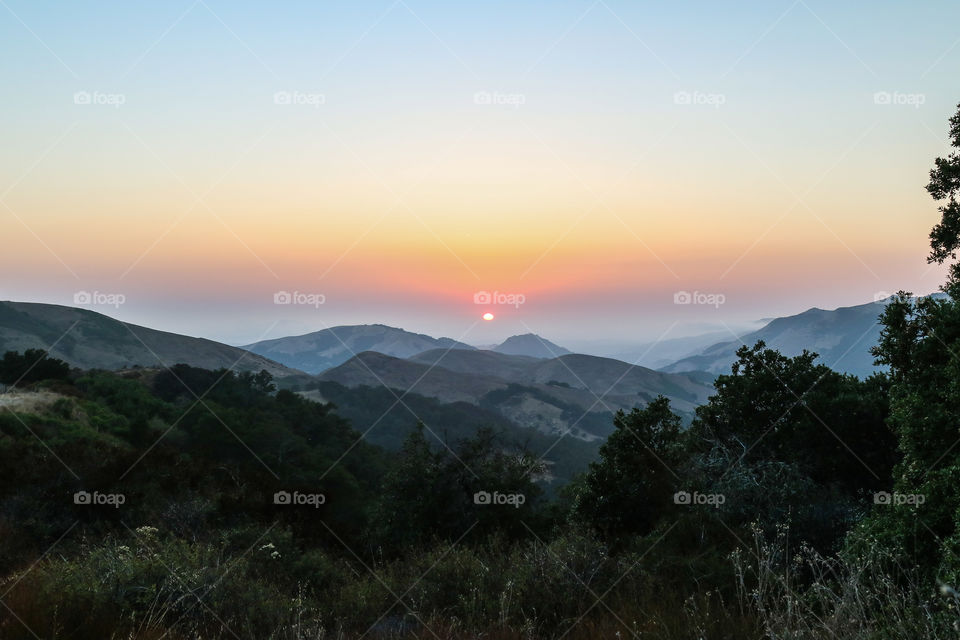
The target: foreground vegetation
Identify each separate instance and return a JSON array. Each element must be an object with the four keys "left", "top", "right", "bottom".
[{"left": 2, "top": 103, "right": 960, "bottom": 639}]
